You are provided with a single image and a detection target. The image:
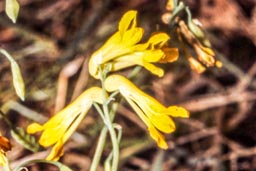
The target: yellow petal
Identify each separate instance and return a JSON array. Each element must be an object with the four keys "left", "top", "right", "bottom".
[
  {"left": 112, "top": 51, "right": 164, "bottom": 77},
  {"left": 148, "top": 126, "right": 168, "bottom": 149},
  {"left": 147, "top": 33, "right": 170, "bottom": 48},
  {"left": 27, "top": 123, "right": 44, "bottom": 134},
  {"left": 167, "top": 106, "right": 189, "bottom": 118},
  {"left": 119, "top": 10, "right": 137, "bottom": 35},
  {"left": 122, "top": 28, "right": 143, "bottom": 46},
  {"left": 143, "top": 50, "right": 164, "bottom": 62},
  {"left": 124, "top": 96, "right": 151, "bottom": 128},
  {"left": 149, "top": 114, "right": 176, "bottom": 133},
  {"left": 85, "top": 87, "right": 104, "bottom": 104},
  {"left": 143, "top": 62, "right": 164, "bottom": 77},
  {"left": 0, "top": 153, "right": 7, "bottom": 166},
  {"left": 46, "top": 140, "right": 64, "bottom": 161},
  {"left": 93, "top": 32, "right": 123, "bottom": 64},
  {"left": 41, "top": 102, "right": 89, "bottom": 150},
  {"left": 126, "top": 95, "right": 171, "bottom": 148},
  {"left": 38, "top": 107, "right": 81, "bottom": 147},
  {"left": 159, "top": 48, "right": 179, "bottom": 63},
  {"left": 88, "top": 32, "right": 131, "bottom": 79},
  {"left": 101, "top": 32, "right": 131, "bottom": 62},
  {"left": 132, "top": 33, "right": 169, "bottom": 51},
  {"left": 102, "top": 32, "right": 122, "bottom": 50},
  {"left": 114, "top": 55, "right": 164, "bottom": 77},
  {"left": 132, "top": 42, "right": 149, "bottom": 51}
]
